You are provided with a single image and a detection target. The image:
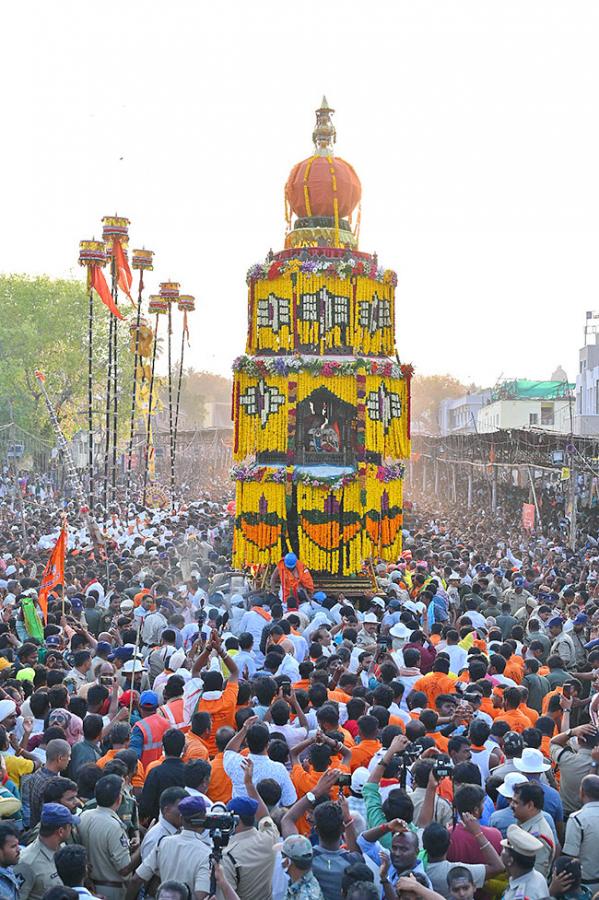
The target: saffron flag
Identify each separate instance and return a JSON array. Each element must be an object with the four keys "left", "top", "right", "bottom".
[
  {"left": 91, "top": 266, "right": 124, "bottom": 320},
  {"left": 113, "top": 239, "right": 133, "bottom": 301},
  {"left": 38, "top": 525, "right": 67, "bottom": 622},
  {"left": 521, "top": 503, "right": 535, "bottom": 531}
]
